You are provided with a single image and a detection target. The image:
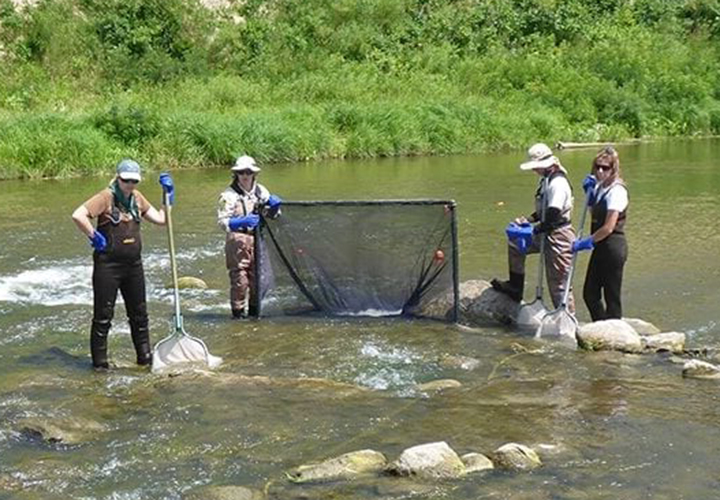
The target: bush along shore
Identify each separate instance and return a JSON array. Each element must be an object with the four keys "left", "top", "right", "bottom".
[{"left": 1, "top": 0, "right": 720, "bottom": 179}]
